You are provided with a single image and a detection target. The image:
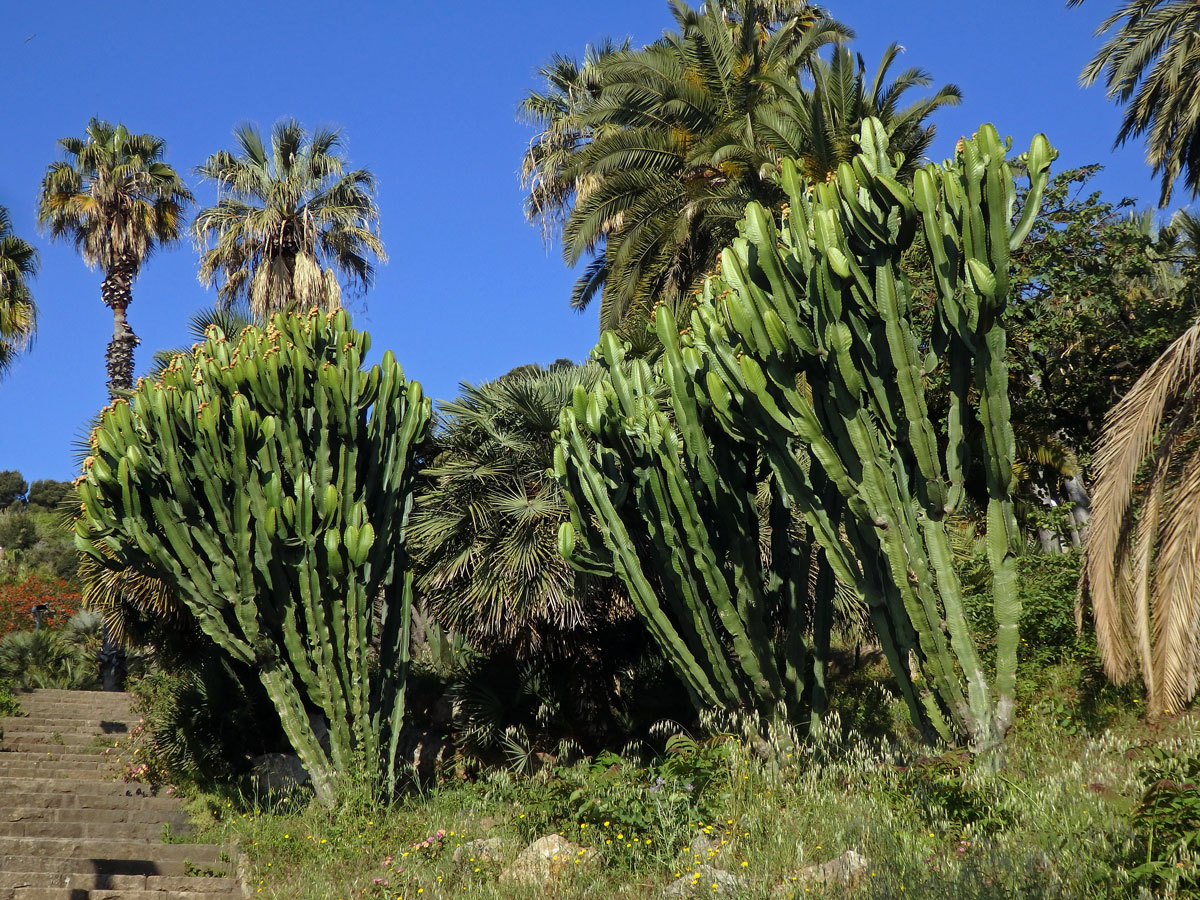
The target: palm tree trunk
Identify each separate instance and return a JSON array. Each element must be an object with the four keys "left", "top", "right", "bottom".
[
  {"left": 99, "top": 257, "right": 136, "bottom": 691},
  {"left": 102, "top": 257, "right": 139, "bottom": 397}
]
